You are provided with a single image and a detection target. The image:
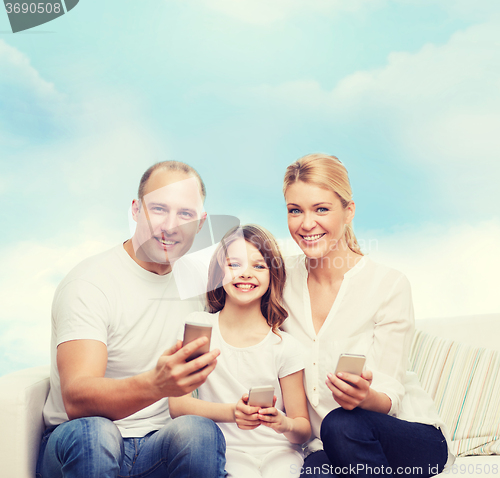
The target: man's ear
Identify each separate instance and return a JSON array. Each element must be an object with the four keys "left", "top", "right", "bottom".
[
  {"left": 131, "top": 199, "right": 140, "bottom": 222},
  {"left": 197, "top": 212, "right": 208, "bottom": 234}
]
